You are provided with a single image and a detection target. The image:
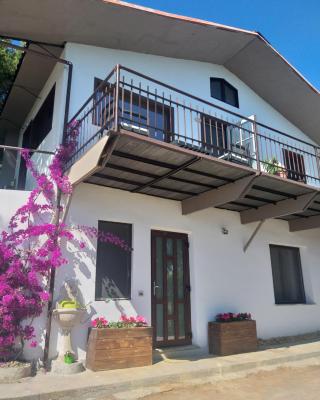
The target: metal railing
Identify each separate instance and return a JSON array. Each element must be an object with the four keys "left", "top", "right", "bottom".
[
  {"left": 0, "top": 144, "right": 54, "bottom": 190},
  {"left": 67, "top": 65, "right": 320, "bottom": 187}
]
